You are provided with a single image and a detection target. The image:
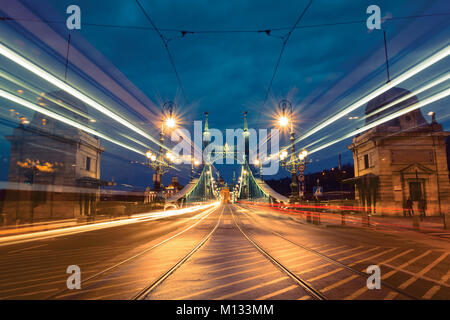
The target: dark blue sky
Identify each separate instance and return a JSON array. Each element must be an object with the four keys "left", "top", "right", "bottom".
[{"left": 1, "top": 0, "right": 449, "bottom": 189}]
